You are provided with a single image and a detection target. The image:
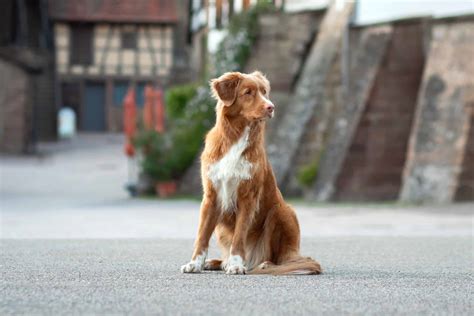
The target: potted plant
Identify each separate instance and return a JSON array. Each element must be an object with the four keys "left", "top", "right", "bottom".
[
  {"left": 134, "top": 125, "right": 201, "bottom": 198},
  {"left": 134, "top": 131, "right": 173, "bottom": 197}
]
